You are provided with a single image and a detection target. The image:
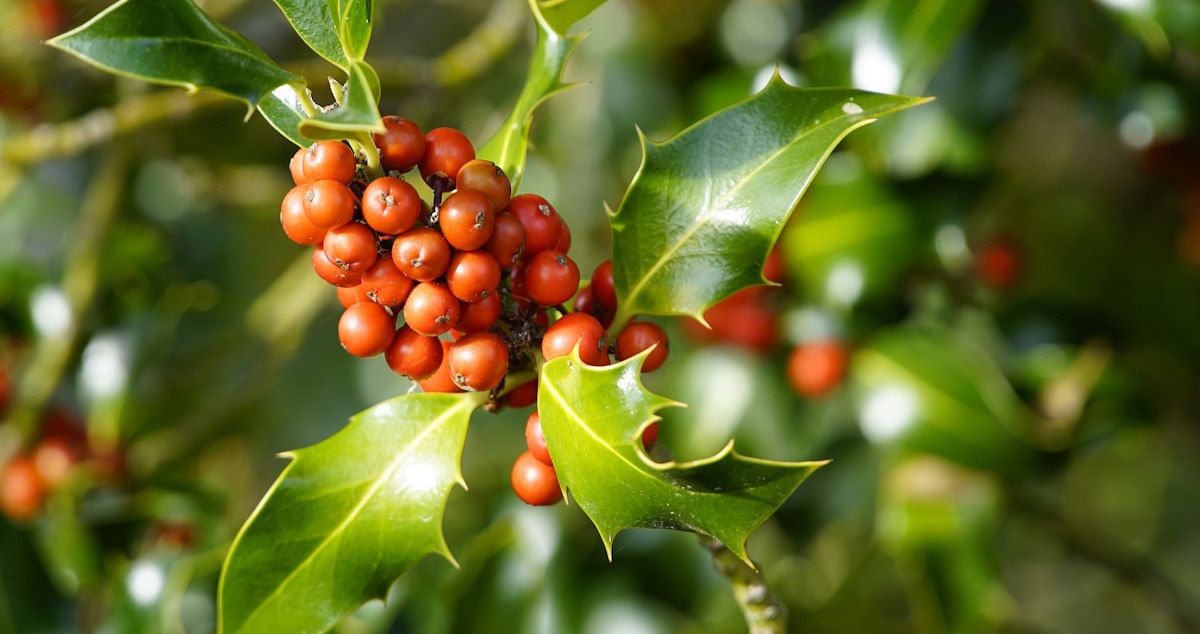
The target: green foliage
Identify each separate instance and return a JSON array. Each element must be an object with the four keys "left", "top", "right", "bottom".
[
  {"left": 47, "top": 0, "right": 300, "bottom": 107},
  {"left": 538, "top": 350, "right": 826, "bottom": 563},
  {"left": 297, "top": 59, "right": 386, "bottom": 141},
  {"left": 536, "top": 0, "right": 607, "bottom": 36},
  {"left": 609, "top": 78, "right": 929, "bottom": 325},
  {"left": 218, "top": 392, "right": 485, "bottom": 634},
  {"left": 259, "top": 85, "right": 319, "bottom": 147},
  {"left": 332, "top": 0, "right": 375, "bottom": 61},
  {"left": 273, "top": 0, "right": 347, "bottom": 68}
]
